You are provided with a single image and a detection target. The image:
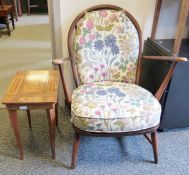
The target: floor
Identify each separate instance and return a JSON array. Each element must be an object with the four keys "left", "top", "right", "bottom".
[
  {"left": 0, "top": 14, "right": 52, "bottom": 108},
  {"left": 0, "top": 107, "right": 189, "bottom": 175},
  {"left": 1, "top": 13, "right": 189, "bottom": 175}
]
